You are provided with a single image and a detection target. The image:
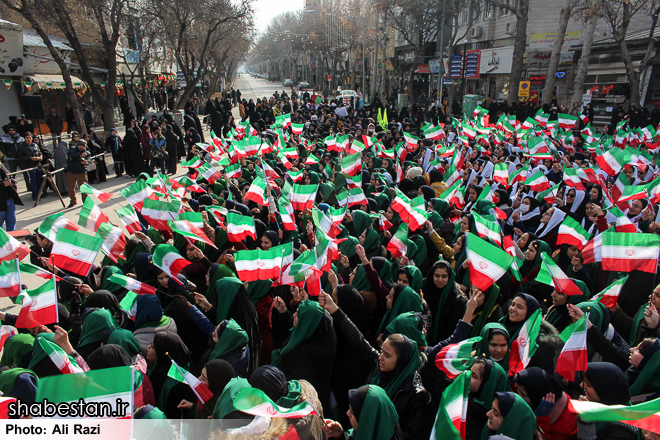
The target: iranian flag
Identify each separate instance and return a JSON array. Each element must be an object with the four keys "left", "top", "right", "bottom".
[
  {"left": 557, "top": 216, "right": 591, "bottom": 250},
  {"left": 403, "top": 132, "right": 419, "bottom": 149},
  {"left": 577, "top": 166, "right": 604, "bottom": 186},
  {"left": 312, "top": 207, "right": 342, "bottom": 238},
  {"left": 224, "top": 163, "right": 242, "bottom": 179},
  {"left": 523, "top": 170, "right": 551, "bottom": 192},
  {"left": 244, "top": 176, "right": 269, "bottom": 207},
  {"left": 435, "top": 337, "right": 481, "bottom": 379},
  {"left": 97, "top": 223, "right": 127, "bottom": 263},
  {"left": 196, "top": 163, "right": 222, "bottom": 184},
  {"left": 38, "top": 213, "right": 80, "bottom": 241},
  {"left": 465, "top": 232, "right": 514, "bottom": 292},
  {"left": 19, "top": 262, "right": 61, "bottom": 282},
  {"left": 233, "top": 387, "right": 320, "bottom": 418},
  {"left": 0, "top": 259, "right": 20, "bottom": 297},
  {"left": 424, "top": 125, "right": 446, "bottom": 141},
  {"left": 291, "top": 123, "right": 304, "bottom": 135},
  {"left": 108, "top": 273, "right": 156, "bottom": 295},
  {"left": 168, "top": 360, "right": 214, "bottom": 405},
  {"left": 472, "top": 212, "right": 502, "bottom": 246},
  {"left": 226, "top": 212, "right": 257, "bottom": 241},
  {"left": 290, "top": 184, "right": 317, "bottom": 211},
  {"left": 35, "top": 335, "right": 84, "bottom": 374},
  {"left": 595, "top": 147, "right": 626, "bottom": 176},
  {"left": 568, "top": 396, "right": 660, "bottom": 434},
  {"left": 116, "top": 204, "right": 142, "bottom": 234},
  {"left": 386, "top": 223, "right": 408, "bottom": 258},
  {"left": 324, "top": 135, "right": 336, "bottom": 150},
  {"left": 36, "top": 366, "right": 134, "bottom": 419},
  {"left": 582, "top": 234, "right": 602, "bottom": 264},
  {"left": 278, "top": 197, "right": 297, "bottom": 231},
  {"left": 51, "top": 229, "right": 102, "bottom": 277},
  {"left": 141, "top": 198, "right": 181, "bottom": 231},
  {"left": 0, "top": 228, "right": 29, "bottom": 263},
  {"left": 503, "top": 235, "right": 522, "bottom": 282},
  {"left": 535, "top": 110, "right": 550, "bottom": 126},
  {"left": 78, "top": 197, "right": 110, "bottom": 232},
  {"left": 563, "top": 166, "right": 585, "bottom": 190},
  {"left": 591, "top": 276, "right": 628, "bottom": 308},
  {"left": 120, "top": 179, "right": 156, "bottom": 210},
  {"left": 288, "top": 169, "right": 304, "bottom": 182},
  {"left": 341, "top": 152, "right": 362, "bottom": 176},
  {"left": 540, "top": 253, "right": 584, "bottom": 296},
  {"left": 15, "top": 275, "right": 58, "bottom": 328},
  {"left": 391, "top": 188, "right": 429, "bottom": 231},
  {"left": 169, "top": 220, "right": 216, "bottom": 248},
  {"left": 152, "top": 244, "right": 191, "bottom": 285},
  {"left": 537, "top": 182, "right": 561, "bottom": 204},
  {"left": 493, "top": 163, "right": 509, "bottom": 186},
  {"left": 0, "top": 325, "right": 17, "bottom": 351},
  {"left": 558, "top": 113, "right": 578, "bottom": 129},
  {"left": 557, "top": 313, "right": 589, "bottom": 382},
  {"left": 0, "top": 397, "right": 16, "bottom": 419},
  {"left": 305, "top": 154, "right": 320, "bottom": 166},
  {"left": 509, "top": 309, "right": 542, "bottom": 376},
  {"left": 80, "top": 183, "right": 113, "bottom": 203},
  {"left": 347, "top": 187, "right": 368, "bottom": 207},
  {"left": 235, "top": 243, "right": 294, "bottom": 282},
  {"left": 430, "top": 370, "right": 471, "bottom": 440},
  {"left": 601, "top": 232, "right": 660, "bottom": 273},
  {"left": 181, "top": 154, "right": 205, "bottom": 168}
]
